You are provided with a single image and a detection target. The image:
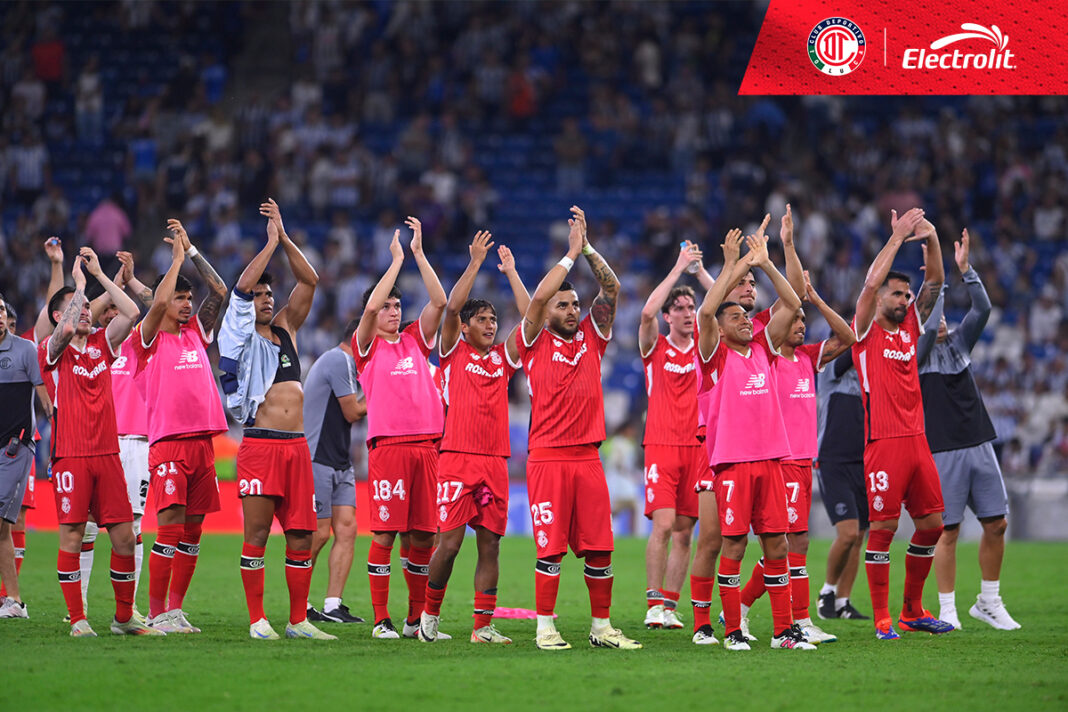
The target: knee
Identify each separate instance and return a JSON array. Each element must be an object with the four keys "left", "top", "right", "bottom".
[
  {"left": 764, "top": 536, "right": 788, "bottom": 560},
  {"left": 649, "top": 518, "right": 672, "bottom": 541},
  {"left": 334, "top": 517, "right": 358, "bottom": 543},
  {"left": 837, "top": 522, "right": 861, "bottom": 548},
  {"left": 245, "top": 528, "right": 271, "bottom": 548},
  {"left": 939, "top": 524, "right": 961, "bottom": 545},
  {"left": 982, "top": 517, "right": 1007, "bottom": 538},
  {"left": 672, "top": 529, "right": 693, "bottom": 551}
]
